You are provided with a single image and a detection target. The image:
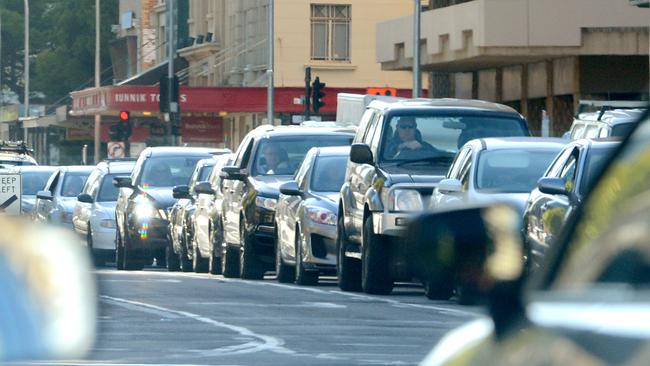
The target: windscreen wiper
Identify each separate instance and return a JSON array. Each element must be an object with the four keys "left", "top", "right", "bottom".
[{"left": 395, "top": 156, "right": 454, "bottom": 167}]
